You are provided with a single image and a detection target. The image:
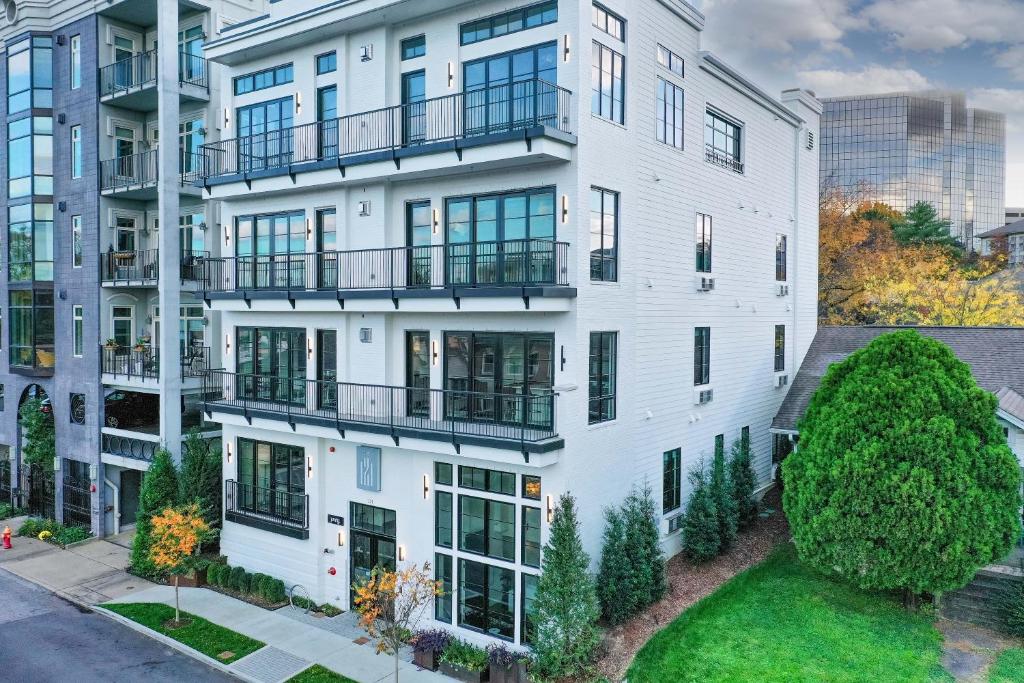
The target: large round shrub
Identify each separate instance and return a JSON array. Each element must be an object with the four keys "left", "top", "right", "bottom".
[{"left": 783, "top": 330, "right": 1021, "bottom": 598}]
